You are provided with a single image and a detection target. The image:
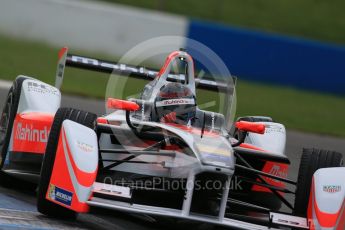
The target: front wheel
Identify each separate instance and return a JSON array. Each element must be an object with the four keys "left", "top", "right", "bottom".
[
  {"left": 294, "top": 148, "right": 343, "bottom": 217},
  {"left": 37, "top": 108, "right": 97, "bottom": 219}
]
